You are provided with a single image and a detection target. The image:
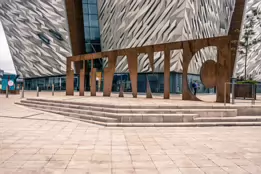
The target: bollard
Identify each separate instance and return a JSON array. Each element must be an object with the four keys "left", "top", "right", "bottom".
[
  {"left": 52, "top": 84, "right": 54, "bottom": 96},
  {"left": 21, "top": 86, "right": 24, "bottom": 98},
  {"left": 252, "top": 84, "right": 255, "bottom": 105},
  {"left": 37, "top": 86, "right": 39, "bottom": 97},
  {"left": 224, "top": 83, "right": 226, "bottom": 106},
  {"left": 6, "top": 87, "right": 8, "bottom": 98},
  {"left": 232, "top": 82, "right": 235, "bottom": 104}
]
